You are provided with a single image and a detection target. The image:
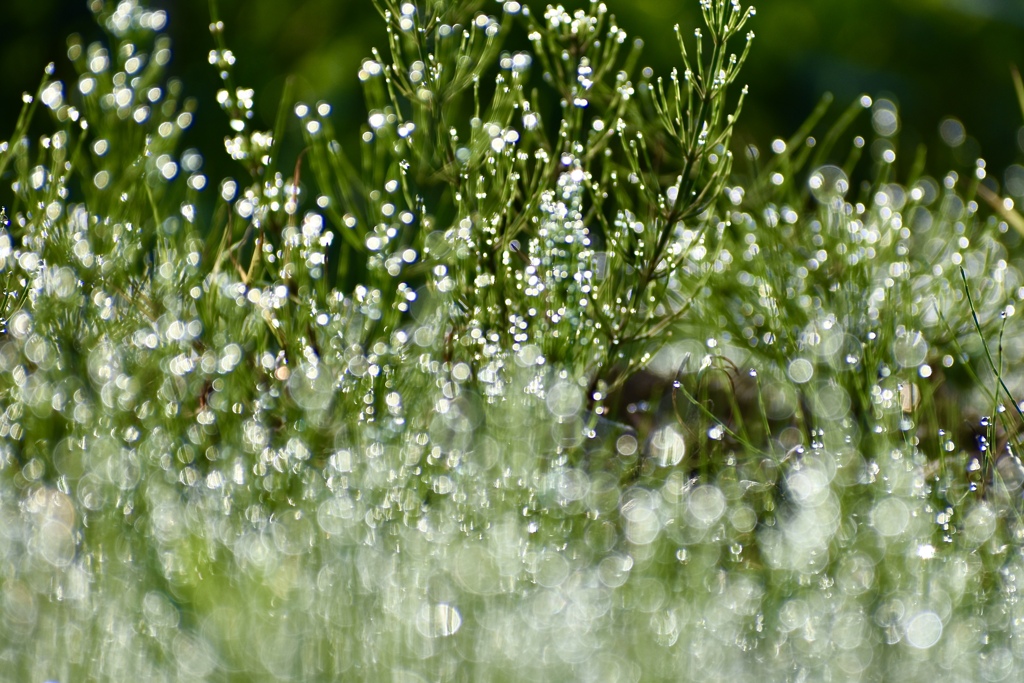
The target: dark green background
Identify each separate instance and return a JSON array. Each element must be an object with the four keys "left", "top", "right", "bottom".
[{"left": 4, "top": 0, "right": 1024, "bottom": 186}]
